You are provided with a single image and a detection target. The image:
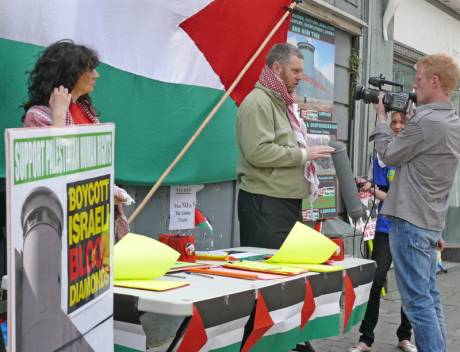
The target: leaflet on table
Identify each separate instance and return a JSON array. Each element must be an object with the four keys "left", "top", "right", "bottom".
[
  {"left": 225, "top": 250, "right": 270, "bottom": 261},
  {"left": 114, "top": 279, "right": 188, "bottom": 291},
  {"left": 279, "top": 263, "right": 344, "bottom": 272},
  {"left": 188, "top": 267, "right": 287, "bottom": 280},
  {"left": 195, "top": 250, "right": 270, "bottom": 261},
  {"left": 266, "top": 222, "right": 338, "bottom": 264},
  {"left": 224, "top": 261, "right": 307, "bottom": 276},
  {"left": 114, "top": 233, "right": 179, "bottom": 280},
  {"left": 195, "top": 250, "right": 229, "bottom": 261},
  {"left": 168, "top": 261, "right": 212, "bottom": 272}
]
